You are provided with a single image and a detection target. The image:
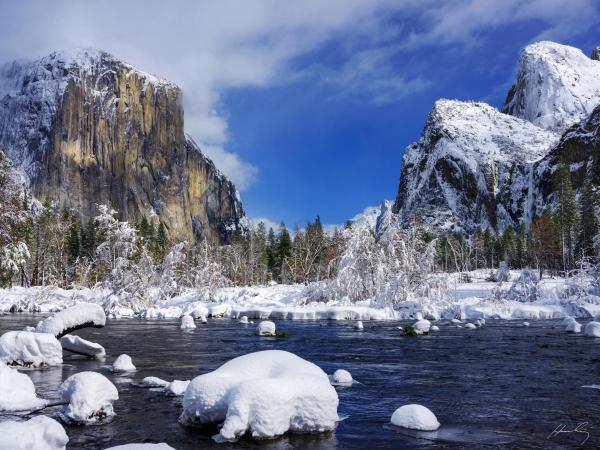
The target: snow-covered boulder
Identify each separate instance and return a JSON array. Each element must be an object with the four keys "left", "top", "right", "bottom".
[
  {"left": 0, "top": 330, "right": 62, "bottom": 367},
  {"left": 450, "top": 319, "right": 462, "bottom": 324},
  {"left": 60, "top": 334, "right": 105, "bottom": 359},
  {"left": 464, "top": 323, "right": 477, "bottom": 330},
  {"left": 141, "top": 376, "right": 169, "bottom": 388},
  {"left": 239, "top": 316, "right": 249, "bottom": 324},
  {"left": 430, "top": 325, "right": 440, "bottom": 332},
  {"left": 413, "top": 319, "right": 431, "bottom": 335},
  {"left": 565, "top": 320, "right": 582, "bottom": 333},
  {"left": 164, "top": 380, "right": 190, "bottom": 396},
  {"left": 59, "top": 371, "right": 119, "bottom": 424},
  {"left": 585, "top": 321, "right": 600, "bottom": 337},
  {"left": 0, "top": 416, "right": 68, "bottom": 450},
  {"left": 35, "top": 303, "right": 106, "bottom": 338},
  {"left": 200, "top": 316, "right": 208, "bottom": 323},
  {"left": 355, "top": 320, "right": 364, "bottom": 330},
  {"left": 257, "top": 320, "right": 276, "bottom": 336},
  {"left": 188, "top": 304, "right": 209, "bottom": 319},
  {"left": 0, "top": 364, "right": 47, "bottom": 411},
  {"left": 113, "top": 354, "right": 136, "bottom": 372},
  {"left": 331, "top": 369, "right": 353, "bottom": 385},
  {"left": 523, "top": 321, "right": 530, "bottom": 327},
  {"left": 180, "top": 315, "right": 196, "bottom": 330},
  {"left": 391, "top": 404, "right": 440, "bottom": 431},
  {"left": 181, "top": 350, "right": 339, "bottom": 441},
  {"left": 105, "top": 444, "right": 175, "bottom": 450}
]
